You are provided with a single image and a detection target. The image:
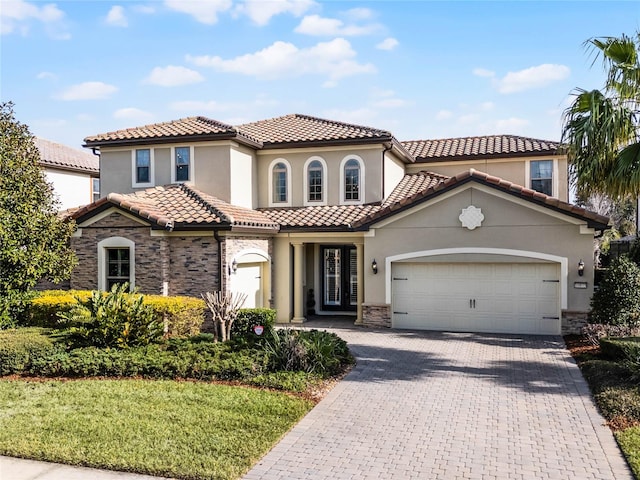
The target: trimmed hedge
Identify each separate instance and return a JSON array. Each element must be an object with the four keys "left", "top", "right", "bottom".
[
  {"left": 232, "top": 308, "right": 276, "bottom": 338},
  {"left": 0, "top": 327, "right": 61, "bottom": 376},
  {"left": 600, "top": 337, "right": 640, "bottom": 361},
  {"left": 28, "top": 290, "right": 205, "bottom": 337}
]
